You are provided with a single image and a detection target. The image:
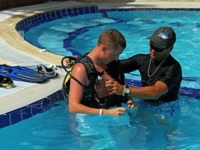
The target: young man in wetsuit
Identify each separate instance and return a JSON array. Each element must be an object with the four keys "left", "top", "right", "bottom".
[{"left": 68, "top": 29, "right": 135, "bottom": 116}]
